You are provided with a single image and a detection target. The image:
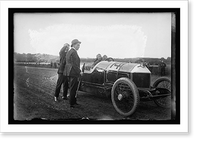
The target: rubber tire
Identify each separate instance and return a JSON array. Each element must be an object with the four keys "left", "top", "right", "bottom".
[
  {"left": 111, "top": 77, "right": 139, "bottom": 117},
  {"left": 153, "top": 77, "right": 171, "bottom": 108}
]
